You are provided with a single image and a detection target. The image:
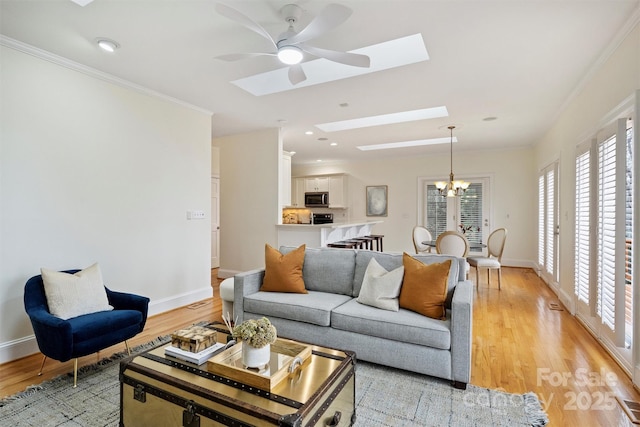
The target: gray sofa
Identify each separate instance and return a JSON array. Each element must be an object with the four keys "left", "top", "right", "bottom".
[{"left": 234, "top": 246, "right": 473, "bottom": 389}]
